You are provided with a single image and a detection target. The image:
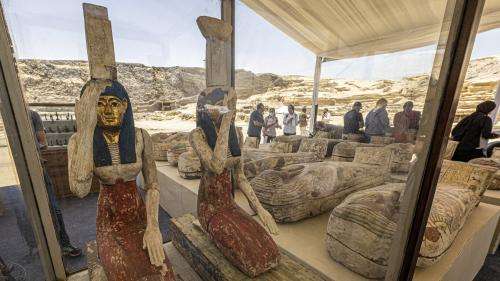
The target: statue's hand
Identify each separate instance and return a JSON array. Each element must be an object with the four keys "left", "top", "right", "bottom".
[
  {"left": 75, "top": 80, "right": 109, "bottom": 134},
  {"left": 257, "top": 208, "right": 279, "bottom": 235},
  {"left": 143, "top": 226, "right": 165, "bottom": 267}
]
